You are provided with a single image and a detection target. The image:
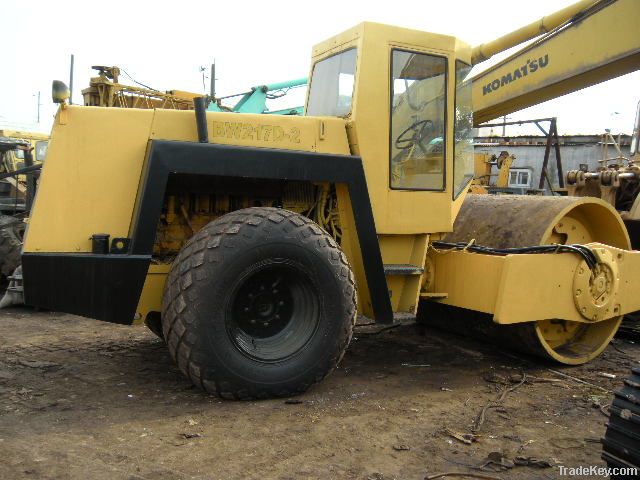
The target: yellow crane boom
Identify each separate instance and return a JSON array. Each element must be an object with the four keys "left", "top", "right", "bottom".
[{"left": 472, "top": 0, "right": 640, "bottom": 125}]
